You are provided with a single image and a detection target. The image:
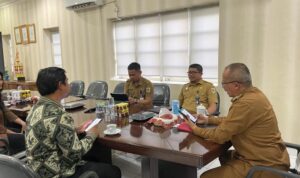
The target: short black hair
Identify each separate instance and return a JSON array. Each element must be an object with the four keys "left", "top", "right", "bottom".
[
  {"left": 128, "top": 62, "right": 141, "bottom": 70},
  {"left": 36, "top": 67, "right": 67, "bottom": 96},
  {"left": 189, "top": 64, "right": 203, "bottom": 73}
]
